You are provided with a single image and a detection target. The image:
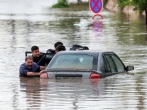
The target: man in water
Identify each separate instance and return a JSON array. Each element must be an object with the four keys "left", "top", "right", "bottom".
[
  {"left": 55, "top": 44, "right": 66, "bottom": 53},
  {"left": 19, "top": 56, "right": 46, "bottom": 77},
  {"left": 70, "top": 44, "right": 89, "bottom": 50},
  {"left": 54, "top": 41, "right": 63, "bottom": 49},
  {"left": 46, "top": 41, "right": 63, "bottom": 53},
  {"left": 44, "top": 42, "right": 64, "bottom": 65},
  {"left": 31, "top": 46, "right": 45, "bottom": 66}
]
